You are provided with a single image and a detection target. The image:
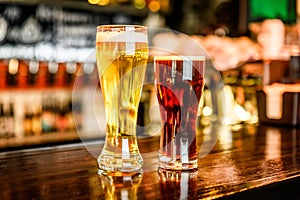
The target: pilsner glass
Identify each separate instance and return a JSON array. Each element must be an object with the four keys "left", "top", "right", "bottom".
[
  {"left": 96, "top": 25, "right": 149, "bottom": 175},
  {"left": 154, "top": 56, "right": 205, "bottom": 170}
]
